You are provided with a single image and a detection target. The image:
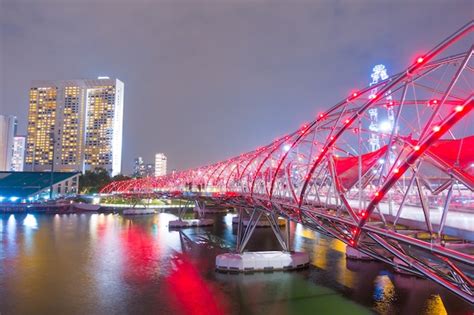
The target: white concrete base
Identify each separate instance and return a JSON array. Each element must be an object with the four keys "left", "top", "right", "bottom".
[
  {"left": 345, "top": 245, "right": 374, "bottom": 260},
  {"left": 216, "top": 251, "right": 309, "bottom": 272},
  {"left": 123, "top": 208, "right": 156, "bottom": 215},
  {"left": 168, "top": 218, "right": 214, "bottom": 228},
  {"left": 232, "top": 216, "right": 286, "bottom": 227}
]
